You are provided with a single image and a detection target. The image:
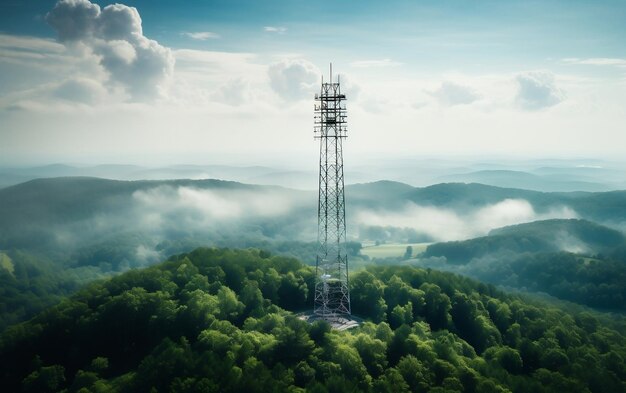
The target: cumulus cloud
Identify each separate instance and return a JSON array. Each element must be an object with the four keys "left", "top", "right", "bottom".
[
  {"left": 268, "top": 59, "right": 319, "bottom": 100},
  {"left": 46, "top": 0, "right": 174, "bottom": 100},
  {"left": 429, "top": 81, "right": 480, "bottom": 106},
  {"left": 355, "top": 199, "right": 577, "bottom": 242},
  {"left": 515, "top": 71, "right": 564, "bottom": 110},
  {"left": 45, "top": 0, "right": 101, "bottom": 41}
]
